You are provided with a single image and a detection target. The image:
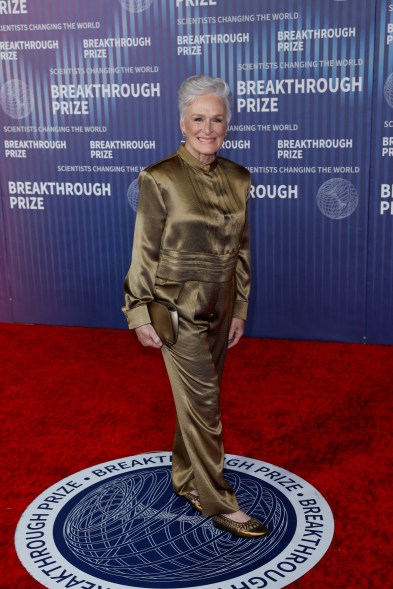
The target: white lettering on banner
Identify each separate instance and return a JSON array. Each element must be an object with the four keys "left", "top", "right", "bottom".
[
  {"left": 278, "top": 138, "right": 352, "bottom": 149},
  {"left": 52, "top": 101, "right": 89, "bottom": 115},
  {"left": 9, "top": 196, "right": 45, "bottom": 209},
  {"left": 237, "top": 98, "right": 279, "bottom": 112},
  {"left": 4, "top": 140, "right": 67, "bottom": 149},
  {"left": 0, "top": 0, "right": 27, "bottom": 14},
  {"left": 177, "top": 32, "right": 249, "bottom": 55},
  {"left": 176, "top": 0, "right": 217, "bottom": 7},
  {"left": 9, "top": 181, "right": 111, "bottom": 197},
  {"left": 39, "top": 126, "right": 72, "bottom": 132},
  {"left": 4, "top": 126, "right": 37, "bottom": 132},
  {"left": 177, "top": 33, "right": 249, "bottom": 45},
  {"left": 177, "top": 16, "right": 216, "bottom": 25},
  {"left": 237, "top": 78, "right": 363, "bottom": 95},
  {"left": 387, "top": 23, "right": 393, "bottom": 45},
  {"left": 90, "top": 140, "right": 155, "bottom": 159},
  {"left": 4, "top": 140, "right": 67, "bottom": 158},
  {"left": 279, "top": 167, "right": 316, "bottom": 174},
  {"left": 51, "top": 83, "right": 160, "bottom": 99},
  {"left": 237, "top": 77, "right": 363, "bottom": 112},
  {"left": 278, "top": 59, "right": 363, "bottom": 70},
  {"left": 176, "top": 13, "right": 258, "bottom": 24},
  {"left": 0, "top": 51, "right": 17, "bottom": 60},
  {"left": 82, "top": 36, "right": 148, "bottom": 56},
  {"left": 381, "top": 185, "right": 393, "bottom": 197},
  {"left": 50, "top": 83, "right": 160, "bottom": 115},
  {"left": 8, "top": 181, "right": 111, "bottom": 210},
  {"left": 279, "top": 60, "right": 317, "bottom": 69},
  {"left": 92, "top": 166, "right": 125, "bottom": 172},
  {"left": 277, "top": 138, "right": 352, "bottom": 159},
  {"left": 0, "top": 39, "right": 59, "bottom": 50},
  {"left": 89, "top": 140, "right": 155, "bottom": 150},
  {"left": 0, "top": 23, "right": 27, "bottom": 30},
  {"left": 50, "top": 65, "right": 159, "bottom": 74},
  {"left": 238, "top": 62, "right": 278, "bottom": 71},
  {"left": 278, "top": 41, "right": 305, "bottom": 52},
  {"left": 218, "top": 14, "right": 255, "bottom": 23},
  {"left": 248, "top": 167, "right": 278, "bottom": 173},
  {"left": 271, "top": 12, "right": 298, "bottom": 20},
  {"left": 278, "top": 27, "right": 356, "bottom": 41},
  {"left": 29, "top": 22, "right": 62, "bottom": 30},
  {"left": 273, "top": 124, "right": 298, "bottom": 131},
  {"left": 83, "top": 37, "right": 151, "bottom": 48},
  {"left": 380, "top": 184, "right": 393, "bottom": 214},
  {"left": 221, "top": 140, "right": 250, "bottom": 150},
  {"left": 382, "top": 136, "right": 393, "bottom": 156},
  {"left": 228, "top": 124, "right": 256, "bottom": 131},
  {"left": 57, "top": 166, "right": 92, "bottom": 172},
  {"left": 250, "top": 185, "right": 299, "bottom": 199},
  {"left": 76, "top": 21, "right": 100, "bottom": 29}
]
